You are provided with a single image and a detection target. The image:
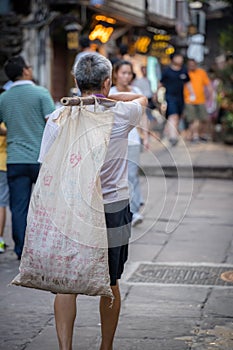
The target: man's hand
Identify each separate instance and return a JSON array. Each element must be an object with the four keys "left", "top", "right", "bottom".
[{"left": 0, "top": 126, "right": 7, "bottom": 136}]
